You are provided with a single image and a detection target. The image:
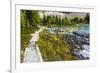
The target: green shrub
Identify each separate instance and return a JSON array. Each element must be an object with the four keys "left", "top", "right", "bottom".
[{"left": 37, "top": 29, "right": 78, "bottom": 61}]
